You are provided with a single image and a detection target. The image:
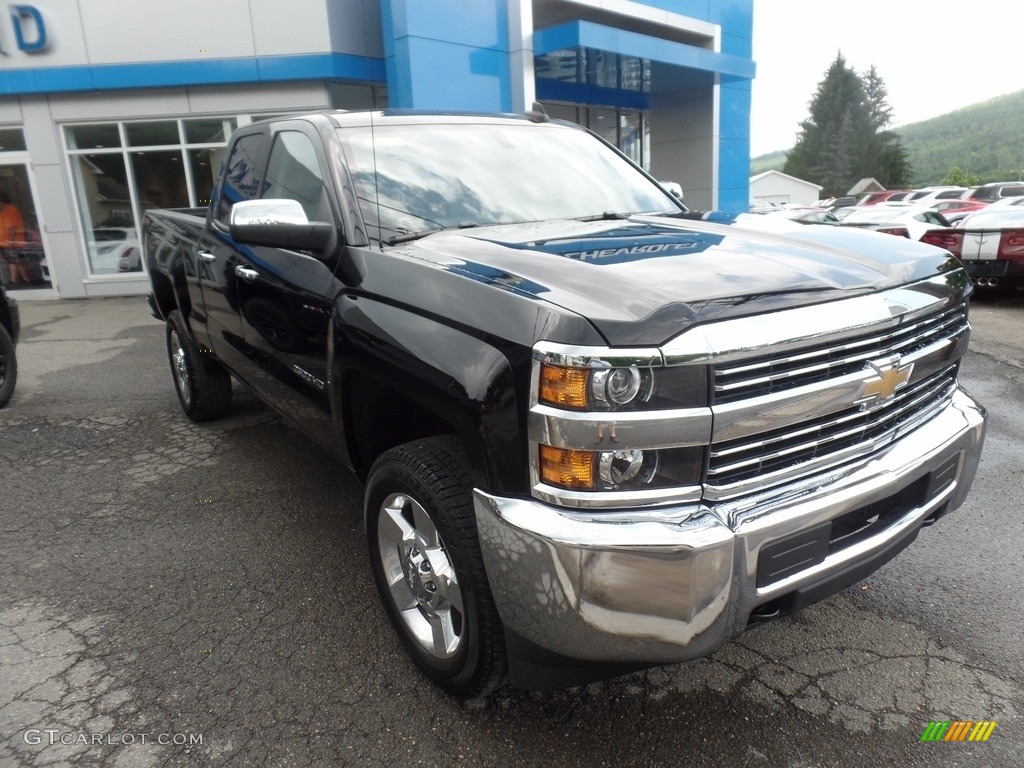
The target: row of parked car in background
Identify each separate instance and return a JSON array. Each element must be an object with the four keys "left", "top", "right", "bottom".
[{"left": 752, "top": 181, "right": 1024, "bottom": 292}]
